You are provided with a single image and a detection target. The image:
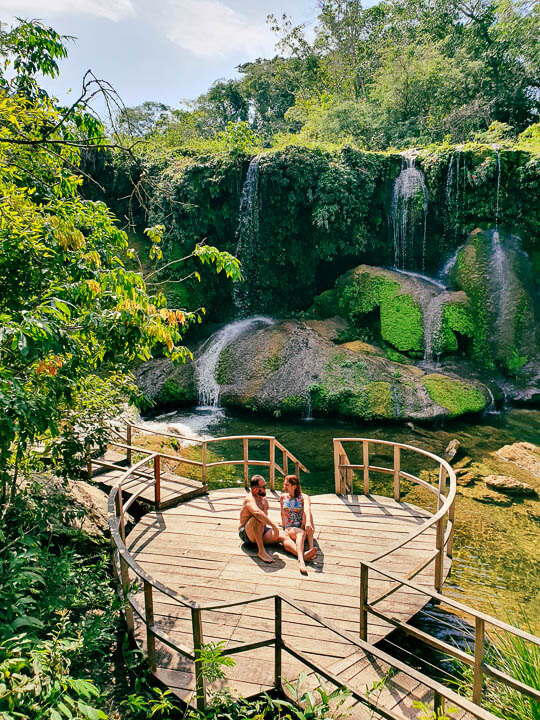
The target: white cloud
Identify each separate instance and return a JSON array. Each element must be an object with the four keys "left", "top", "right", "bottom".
[
  {"left": 0, "top": 0, "right": 134, "bottom": 22},
  {"left": 159, "top": 0, "right": 275, "bottom": 59}
]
